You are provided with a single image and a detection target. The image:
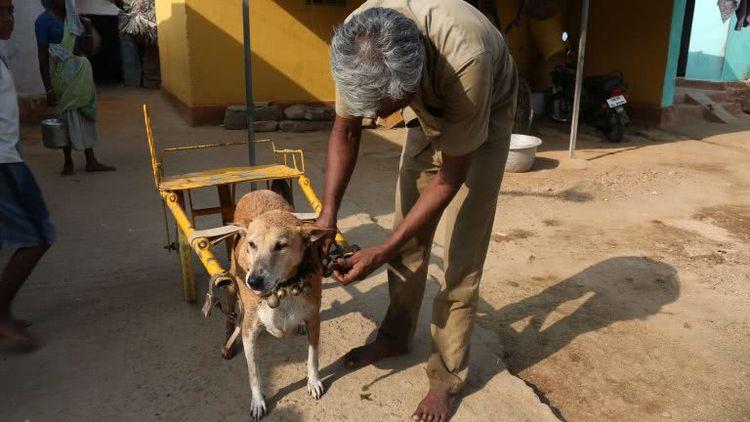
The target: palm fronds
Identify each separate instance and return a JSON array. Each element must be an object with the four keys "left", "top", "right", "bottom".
[{"left": 111, "top": 0, "right": 157, "bottom": 43}]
